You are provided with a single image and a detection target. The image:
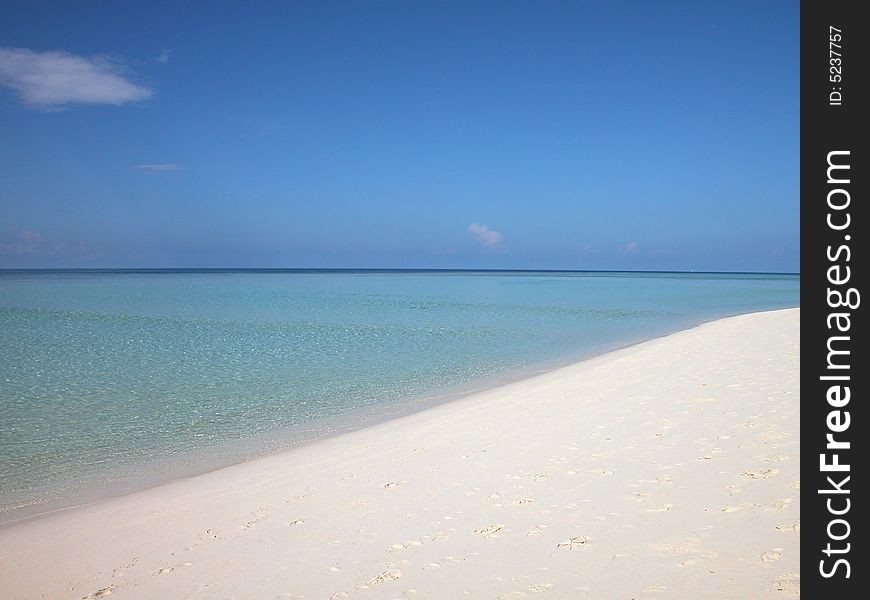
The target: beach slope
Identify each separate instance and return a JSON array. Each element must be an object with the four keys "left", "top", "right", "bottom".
[{"left": 0, "top": 308, "right": 800, "bottom": 599}]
